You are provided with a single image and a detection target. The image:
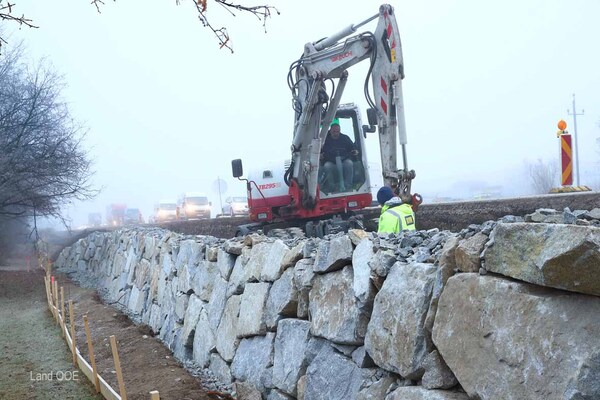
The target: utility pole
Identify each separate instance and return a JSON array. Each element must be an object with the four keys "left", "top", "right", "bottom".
[
  {"left": 217, "top": 176, "right": 223, "bottom": 215},
  {"left": 567, "top": 94, "right": 584, "bottom": 185}
]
